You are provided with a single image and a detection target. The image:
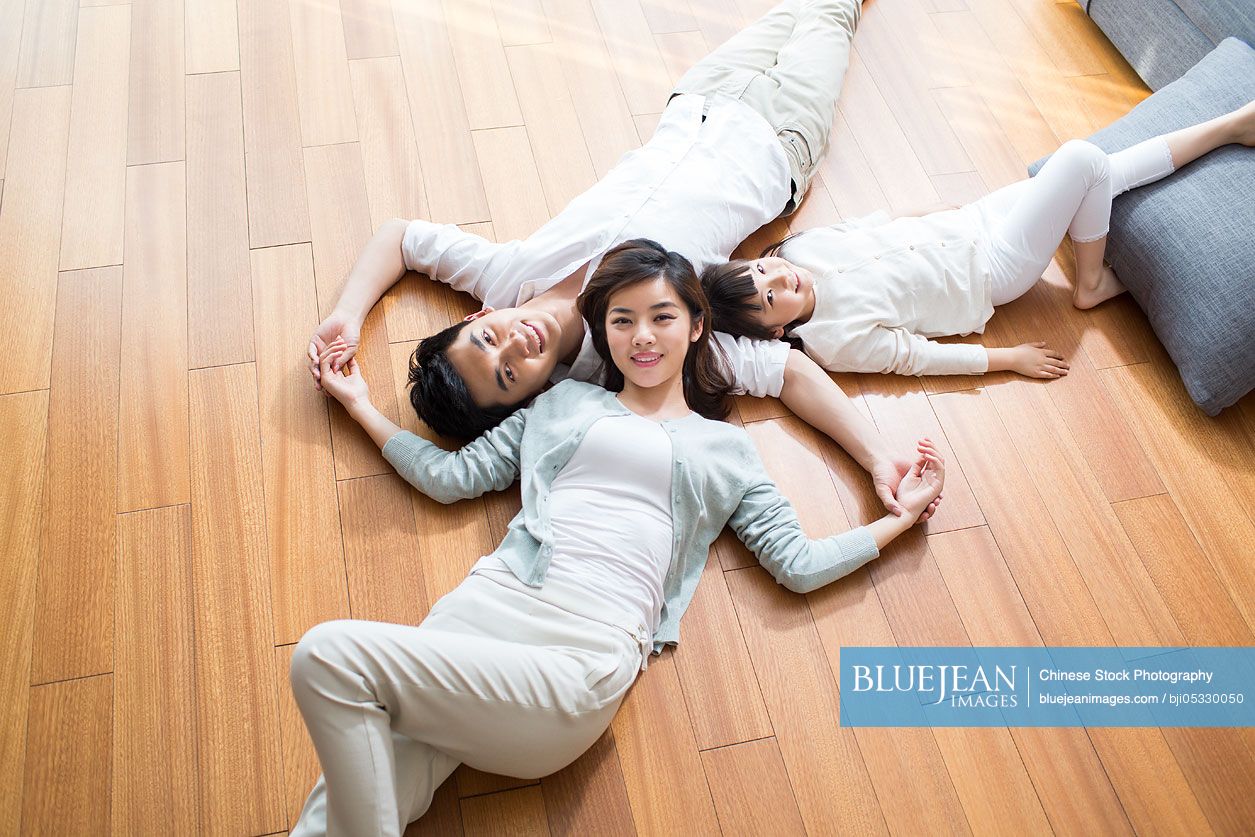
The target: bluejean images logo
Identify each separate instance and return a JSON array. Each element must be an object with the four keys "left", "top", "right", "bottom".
[
  {"left": 851, "top": 662, "right": 1019, "bottom": 708},
  {"left": 839, "top": 647, "right": 1255, "bottom": 728}
]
